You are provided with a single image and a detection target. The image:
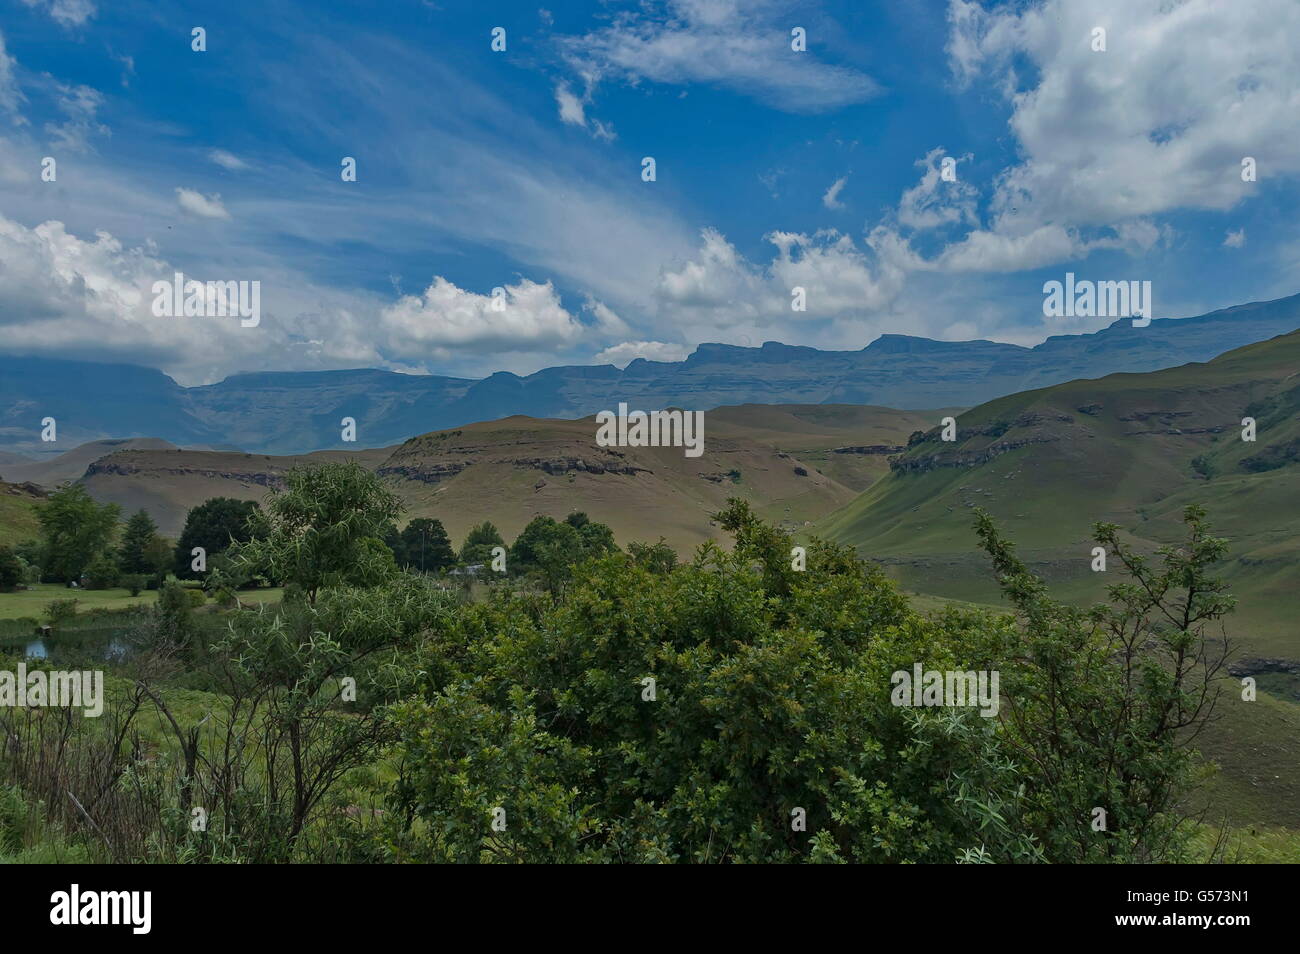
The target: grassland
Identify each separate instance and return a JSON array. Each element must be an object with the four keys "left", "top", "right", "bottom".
[{"left": 0, "top": 584, "right": 284, "bottom": 622}]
